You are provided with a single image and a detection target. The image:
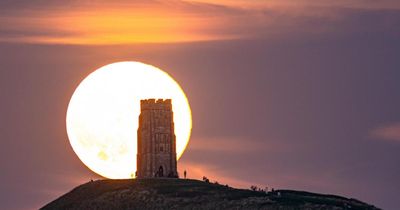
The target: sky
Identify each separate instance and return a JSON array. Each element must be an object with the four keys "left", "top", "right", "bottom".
[{"left": 0, "top": 0, "right": 399, "bottom": 209}]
